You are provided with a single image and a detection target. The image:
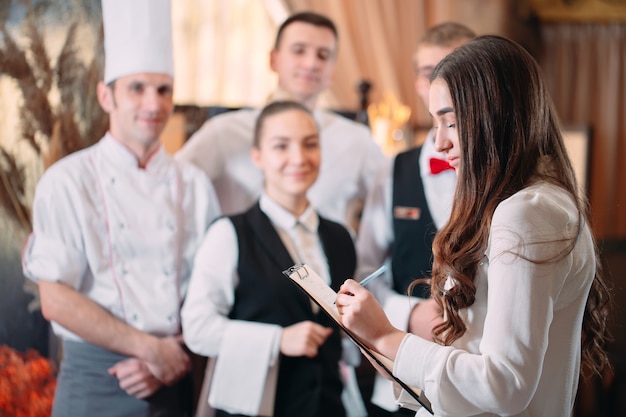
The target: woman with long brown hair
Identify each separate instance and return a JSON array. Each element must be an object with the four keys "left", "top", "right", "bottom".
[{"left": 337, "top": 35, "right": 611, "bottom": 417}]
